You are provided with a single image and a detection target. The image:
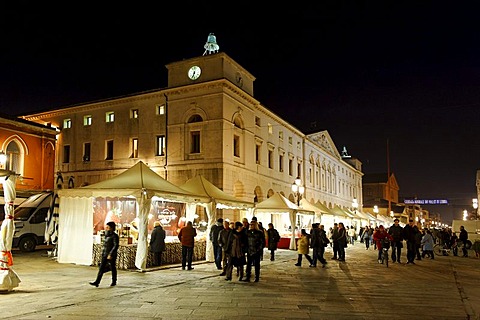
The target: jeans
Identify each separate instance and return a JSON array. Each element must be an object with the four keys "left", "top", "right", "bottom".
[
  {"left": 391, "top": 241, "right": 402, "bottom": 262},
  {"left": 312, "top": 246, "right": 327, "bottom": 266},
  {"left": 181, "top": 245, "right": 194, "bottom": 269},
  {"left": 338, "top": 244, "right": 345, "bottom": 260},
  {"left": 406, "top": 241, "right": 416, "bottom": 262},
  {"left": 364, "top": 237, "right": 370, "bottom": 249},
  {"left": 245, "top": 252, "right": 261, "bottom": 280},
  {"left": 213, "top": 243, "right": 222, "bottom": 269}
]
